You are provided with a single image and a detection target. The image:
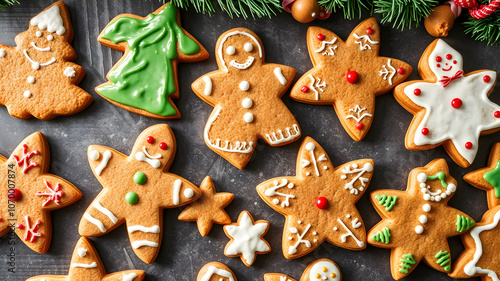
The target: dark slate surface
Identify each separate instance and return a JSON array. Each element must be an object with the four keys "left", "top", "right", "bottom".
[{"left": 1, "top": 0, "right": 498, "bottom": 280}]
